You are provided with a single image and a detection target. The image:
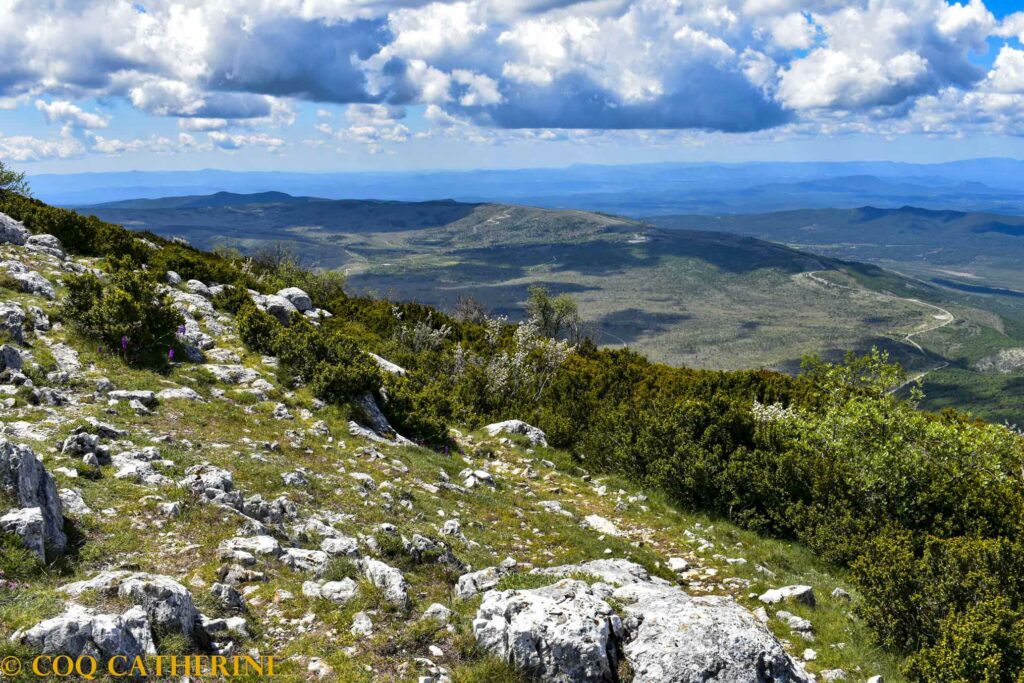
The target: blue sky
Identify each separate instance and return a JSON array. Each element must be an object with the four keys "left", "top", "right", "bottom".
[{"left": 3, "top": 0, "right": 1024, "bottom": 173}]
